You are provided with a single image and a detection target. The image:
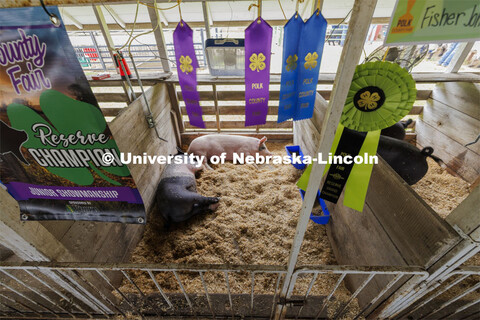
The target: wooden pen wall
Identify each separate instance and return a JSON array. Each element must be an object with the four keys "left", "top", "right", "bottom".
[
  {"left": 416, "top": 82, "right": 480, "bottom": 184},
  {"left": 38, "top": 83, "right": 178, "bottom": 263},
  {"left": 293, "top": 93, "right": 462, "bottom": 314}
]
